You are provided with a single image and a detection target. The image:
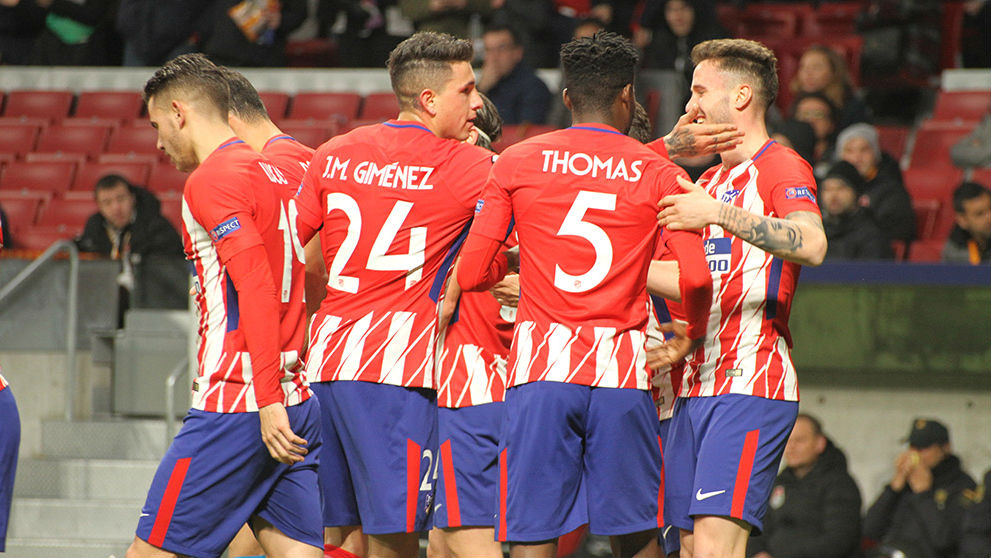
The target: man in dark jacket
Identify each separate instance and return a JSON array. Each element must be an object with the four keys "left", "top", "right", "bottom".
[
  {"left": 477, "top": 23, "right": 551, "bottom": 125},
  {"left": 821, "top": 160, "right": 894, "bottom": 260},
  {"left": 747, "top": 414, "right": 862, "bottom": 558},
  {"left": 942, "top": 181, "right": 991, "bottom": 264},
  {"left": 76, "top": 174, "right": 183, "bottom": 259},
  {"left": 864, "top": 419, "right": 977, "bottom": 558}
]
